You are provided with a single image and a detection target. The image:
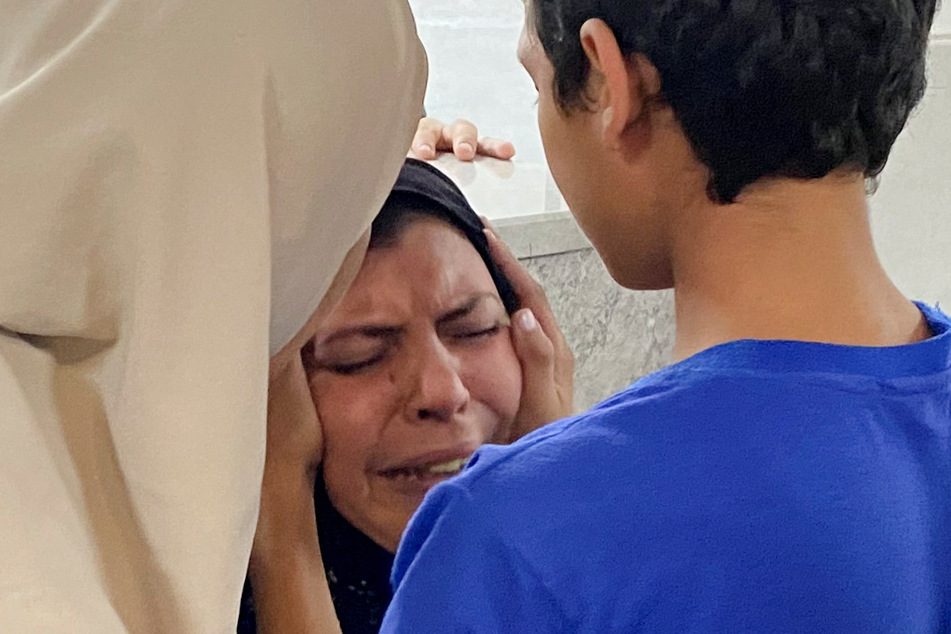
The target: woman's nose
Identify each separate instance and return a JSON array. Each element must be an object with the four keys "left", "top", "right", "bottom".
[{"left": 405, "top": 342, "right": 470, "bottom": 423}]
